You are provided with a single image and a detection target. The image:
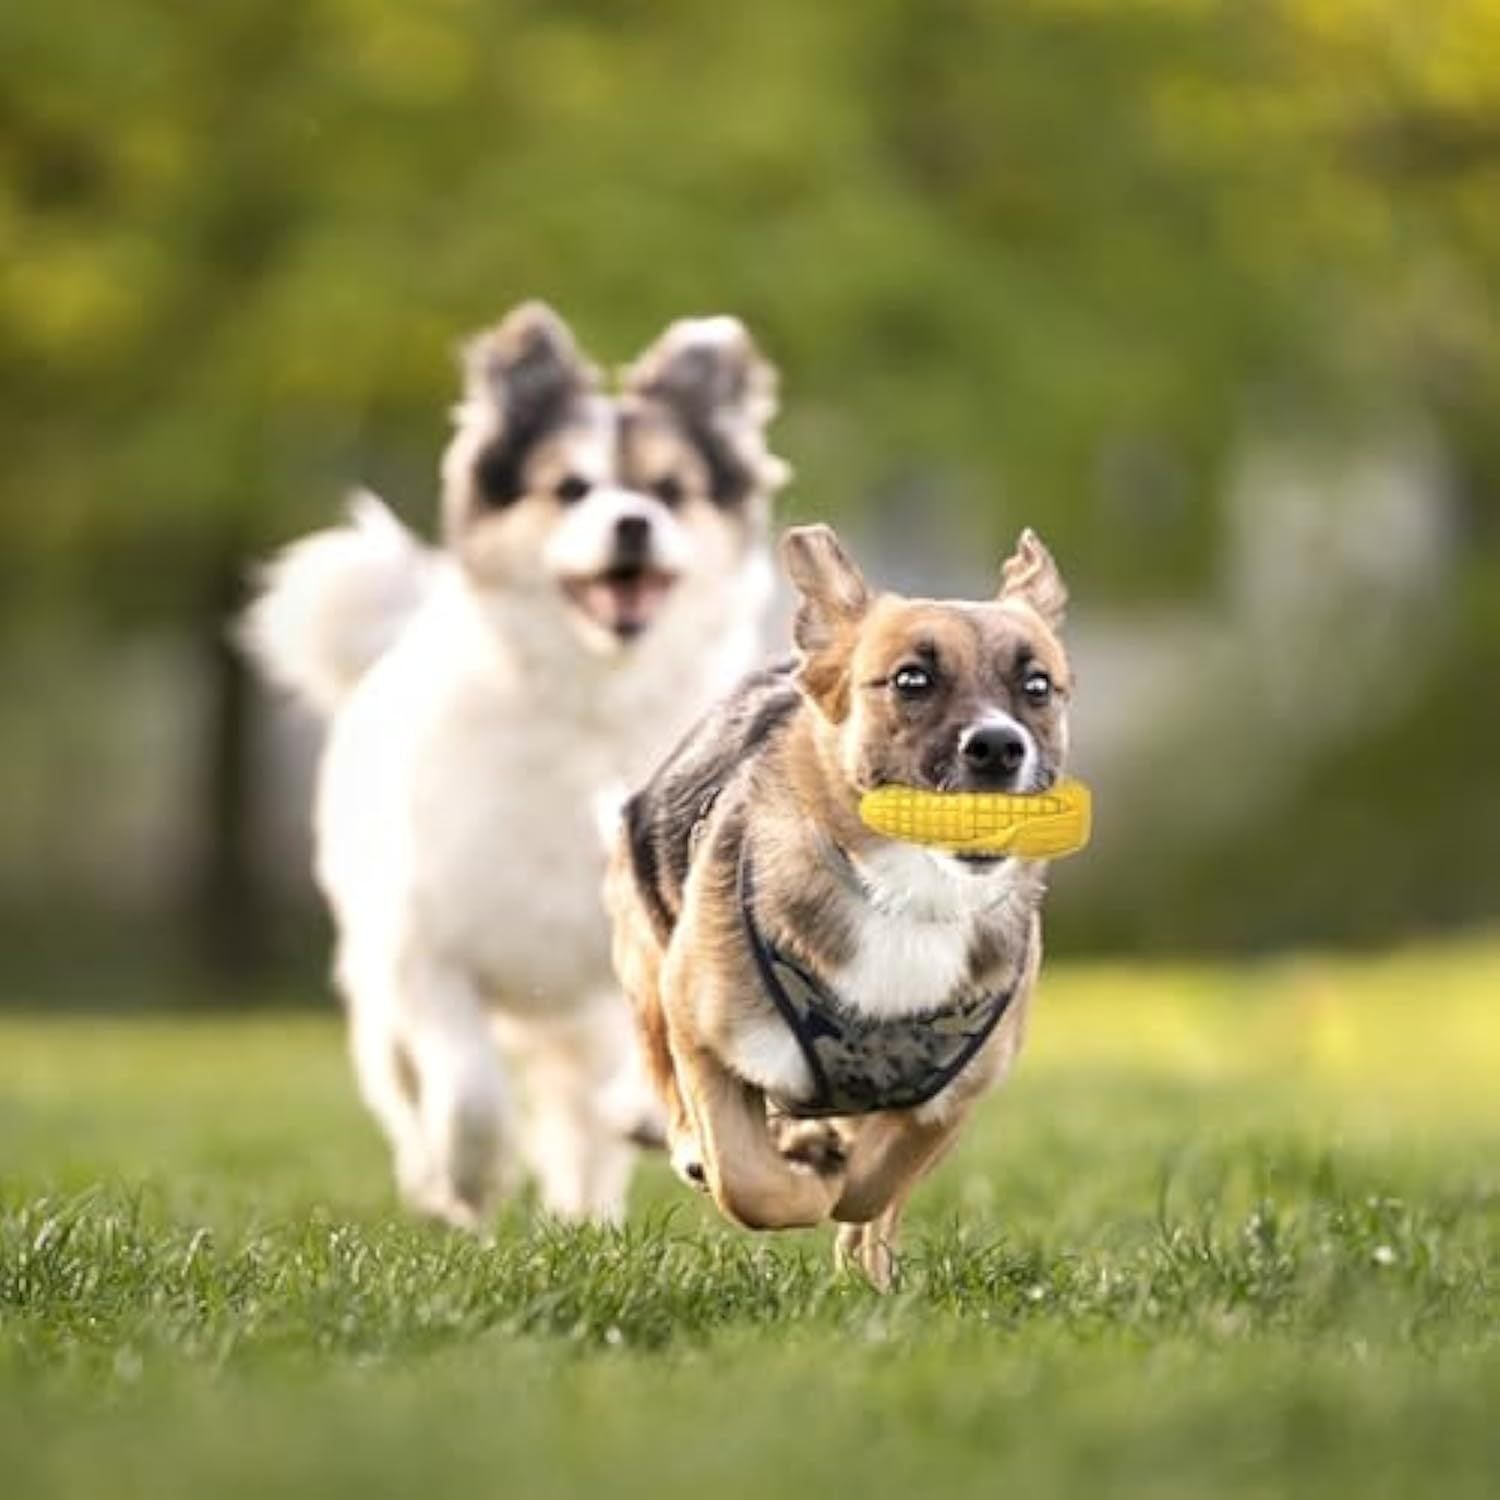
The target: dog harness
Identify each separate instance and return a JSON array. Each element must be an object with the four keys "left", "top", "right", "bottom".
[{"left": 737, "top": 847, "right": 1025, "bottom": 1119}]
